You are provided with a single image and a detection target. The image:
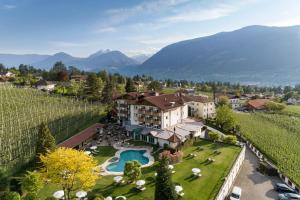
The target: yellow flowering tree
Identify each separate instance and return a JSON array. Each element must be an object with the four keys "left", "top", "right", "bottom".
[{"left": 40, "top": 148, "right": 99, "bottom": 200}]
